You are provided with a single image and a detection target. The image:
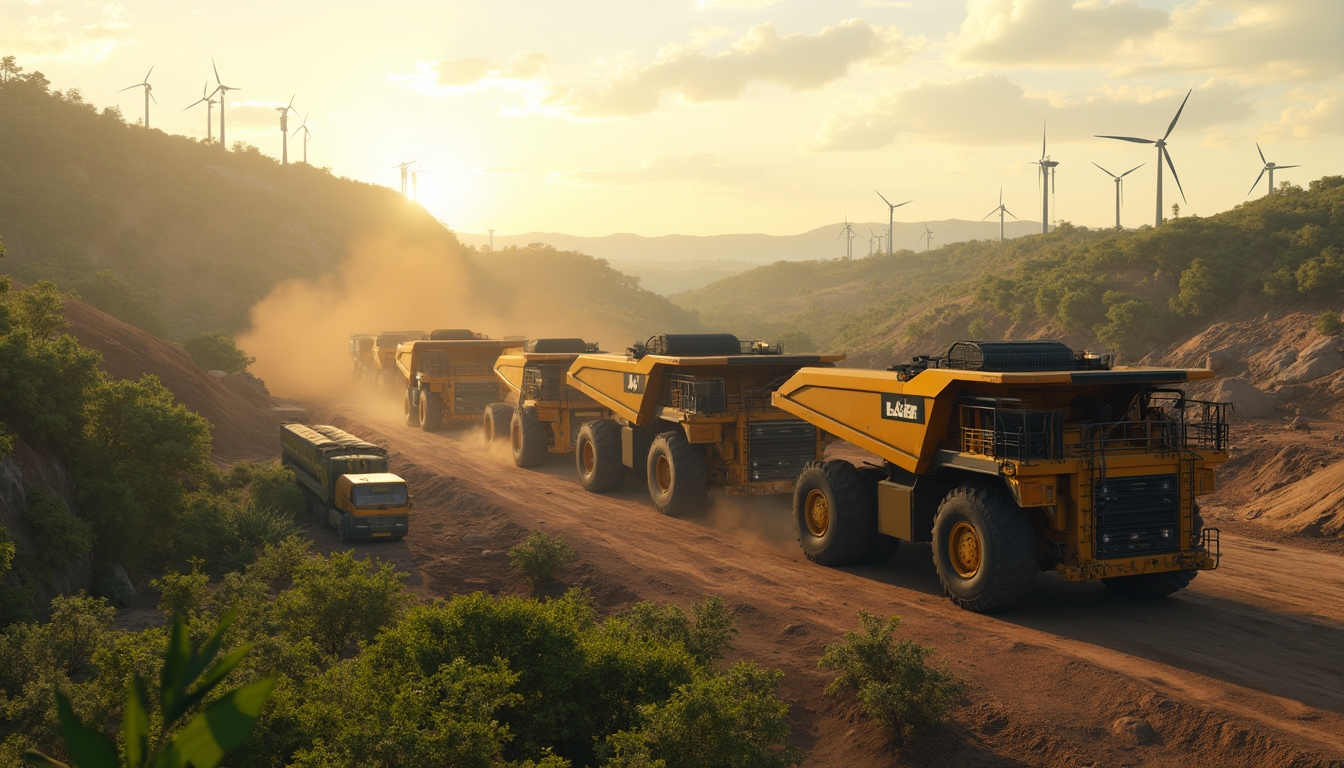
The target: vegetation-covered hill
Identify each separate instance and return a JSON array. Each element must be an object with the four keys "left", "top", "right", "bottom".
[{"left": 677, "top": 177, "right": 1344, "bottom": 363}]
